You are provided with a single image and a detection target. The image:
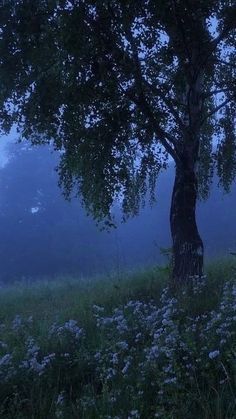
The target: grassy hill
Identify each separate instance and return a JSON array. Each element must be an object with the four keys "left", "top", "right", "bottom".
[{"left": 0, "top": 259, "right": 235, "bottom": 418}]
